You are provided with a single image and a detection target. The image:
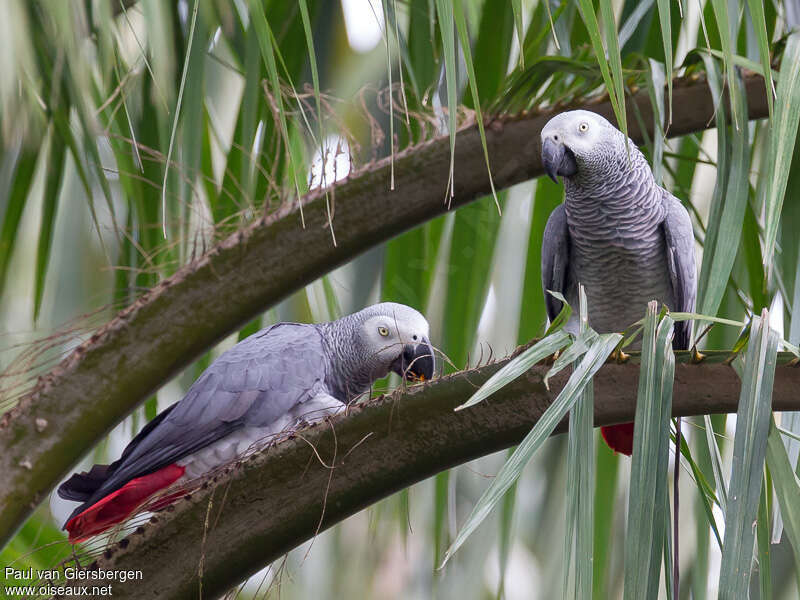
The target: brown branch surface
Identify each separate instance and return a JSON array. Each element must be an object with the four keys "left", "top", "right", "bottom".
[
  {"left": 66, "top": 353, "right": 800, "bottom": 600},
  {"left": 0, "top": 74, "right": 770, "bottom": 548}
]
